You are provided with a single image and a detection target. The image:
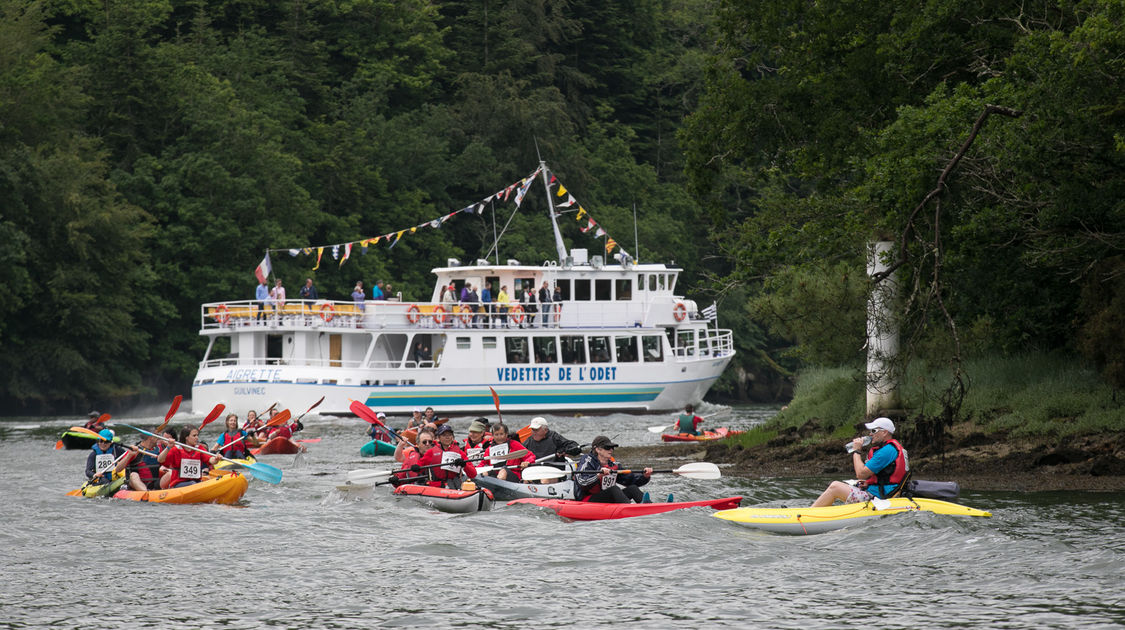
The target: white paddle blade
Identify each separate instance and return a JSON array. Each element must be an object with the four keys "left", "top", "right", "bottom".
[
  {"left": 521, "top": 466, "right": 571, "bottom": 482},
  {"left": 346, "top": 469, "right": 392, "bottom": 484},
  {"left": 647, "top": 424, "right": 671, "bottom": 433},
  {"left": 673, "top": 462, "right": 721, "bottom": 480}
]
